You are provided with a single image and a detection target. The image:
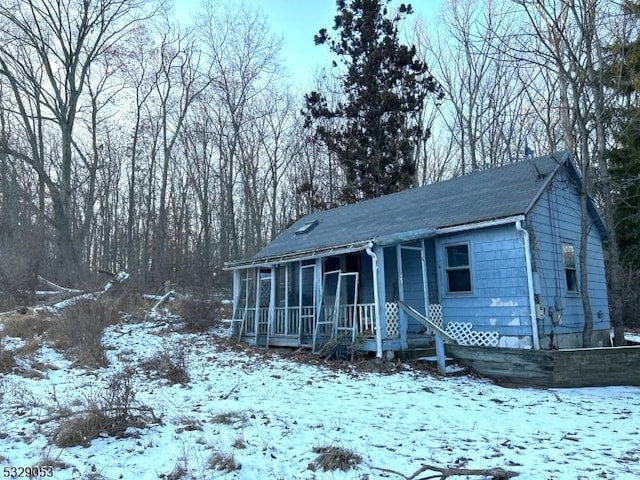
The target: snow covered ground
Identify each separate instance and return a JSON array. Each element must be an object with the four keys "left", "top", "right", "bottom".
[{"left": 1, "top": 312, "right": 639, "bottom": 480}]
